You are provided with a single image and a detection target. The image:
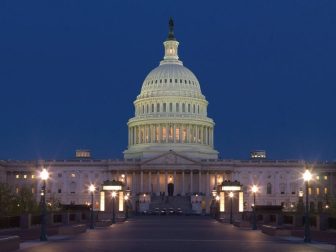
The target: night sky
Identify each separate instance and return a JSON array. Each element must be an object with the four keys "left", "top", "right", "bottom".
[{"left": 1, "top": 0, "right": 335, "bottom": 161}]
